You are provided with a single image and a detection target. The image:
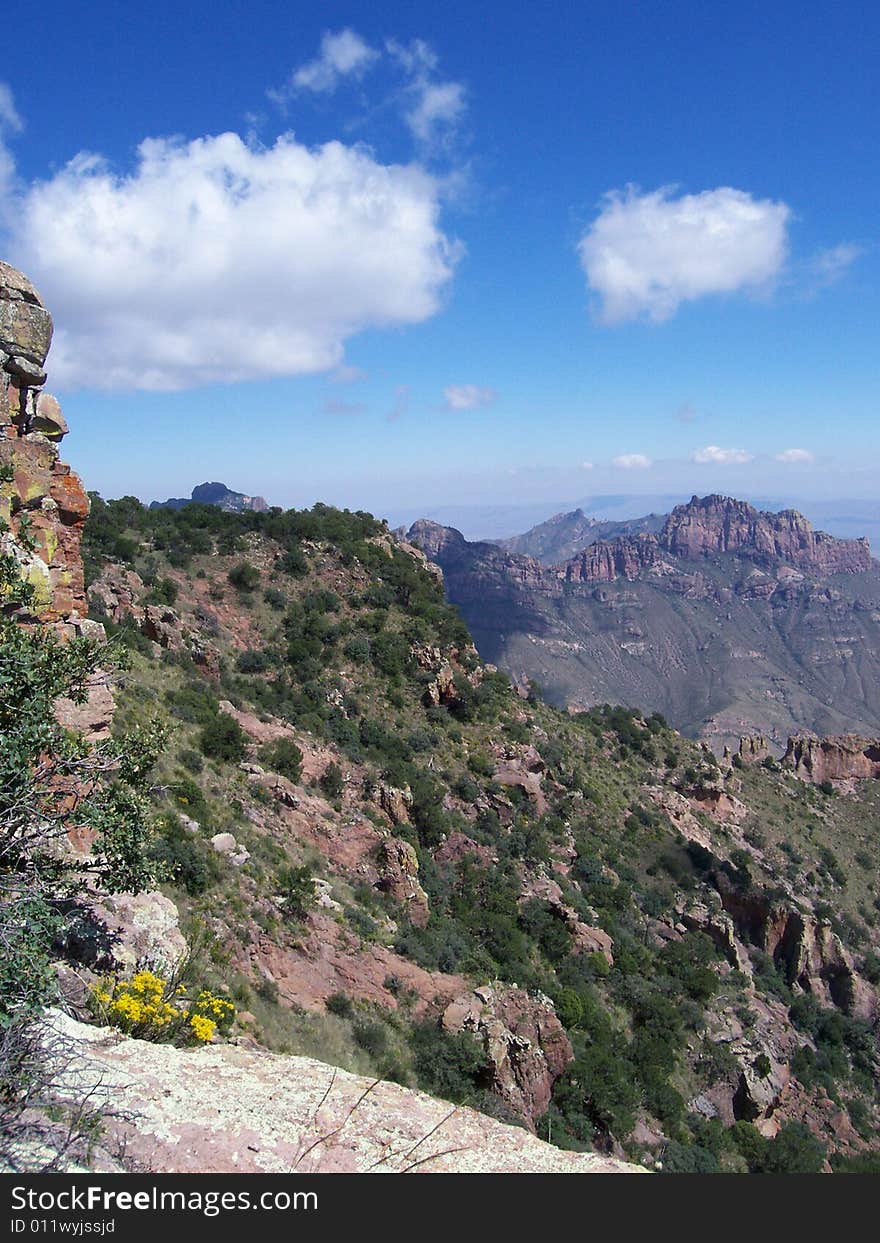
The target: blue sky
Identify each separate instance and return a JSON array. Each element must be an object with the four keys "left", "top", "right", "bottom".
[{"left": 1, "top": 1, "right": 877, "bottom": 523}]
